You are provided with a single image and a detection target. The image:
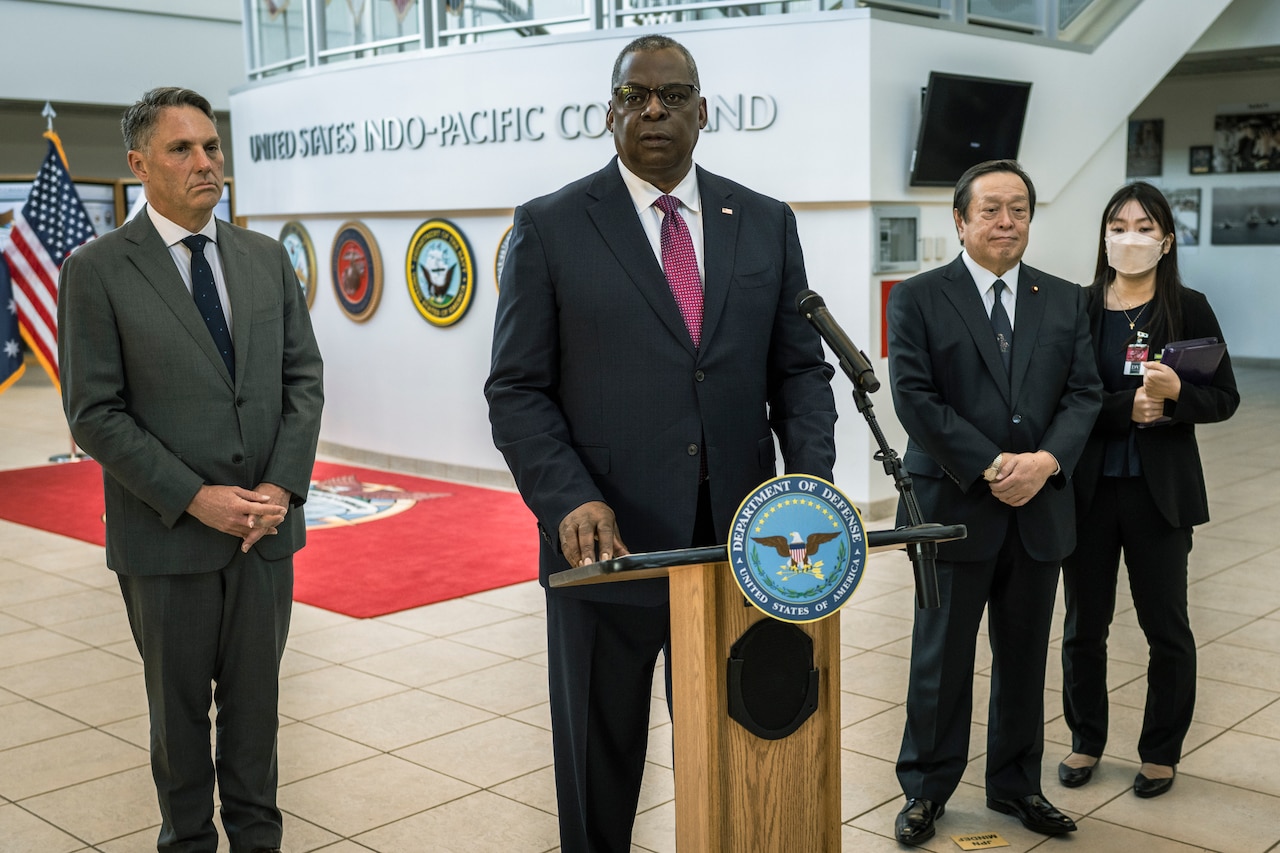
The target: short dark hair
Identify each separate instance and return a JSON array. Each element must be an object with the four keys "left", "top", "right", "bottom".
[
  {"left": 611, "top": 35, "right": 700, "bottom": 91},
  {"left": 121, "top": 87, "right": 217, "bottom": 152},
  {"left": 953, "top": 159, "right": 1036, "bottom": 222}
]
